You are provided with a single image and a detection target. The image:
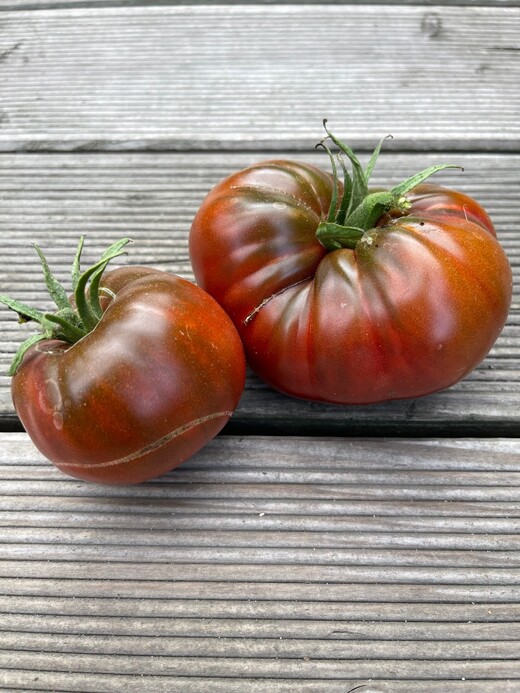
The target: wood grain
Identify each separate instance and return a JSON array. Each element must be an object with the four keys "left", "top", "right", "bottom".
[
  {"left": 0, "top": 680, "right": 518, "bottom": 693},
  {"left": 0, "top": 1, "right": 519, "bottom": 689},
  {"left": 4, "top": 0, "right": 520, "bottom": 7},
  {"left": 1, "top": 152, "right": 518, "bottom": 434},
  {"left": 0, "top": 432, "right": 519, "bottom": 690},
  {"left": 0, "top": 5, "right": 519, "bottom": 151}
]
